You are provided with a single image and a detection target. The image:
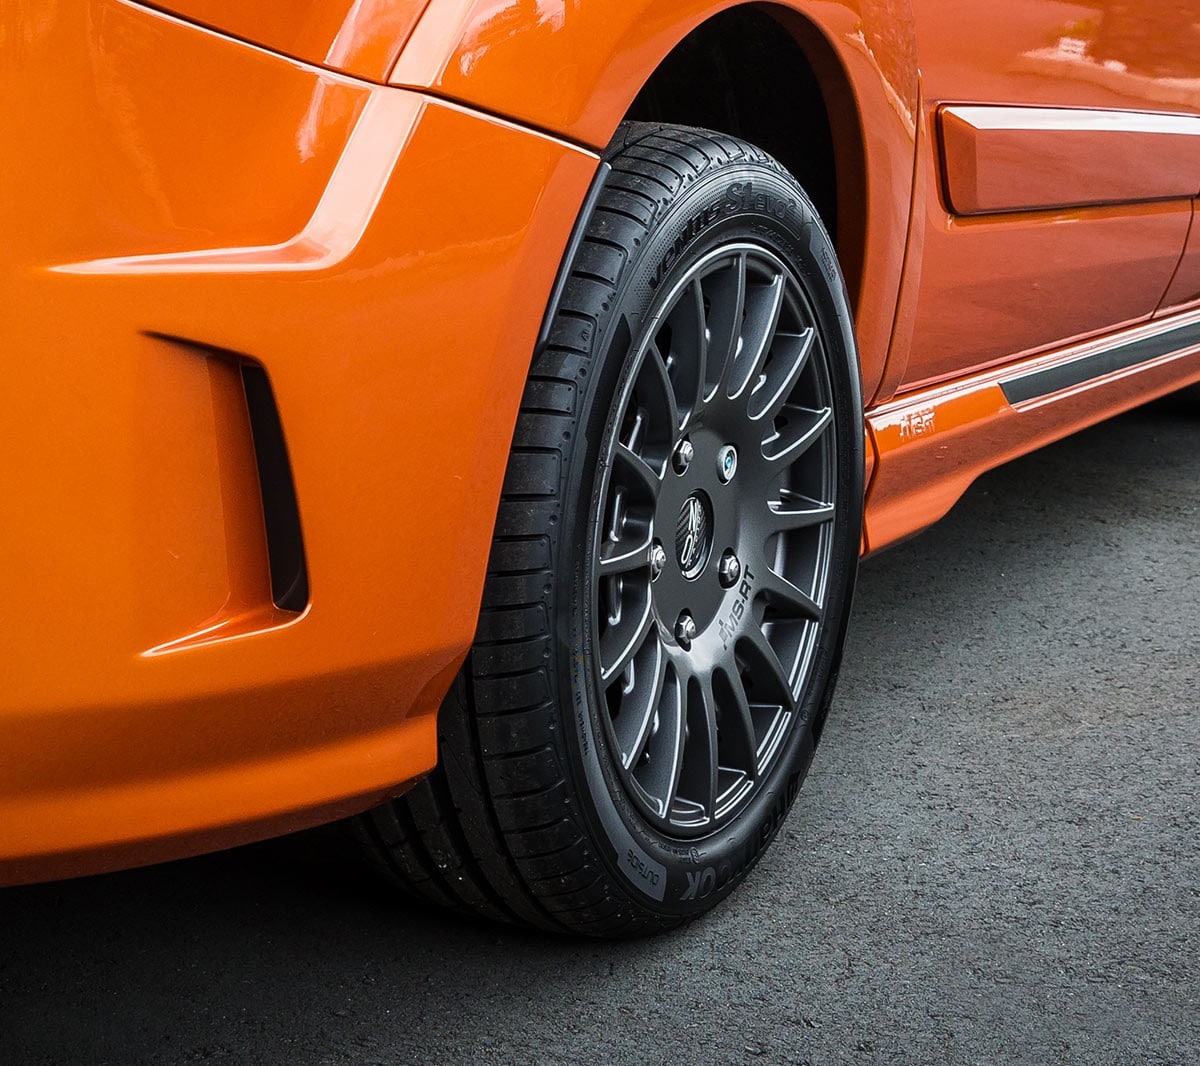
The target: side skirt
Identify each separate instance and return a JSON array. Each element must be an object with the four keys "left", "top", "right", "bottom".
[{"left": 863, "top": 308, "right": 1200, "bottom": 553}]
